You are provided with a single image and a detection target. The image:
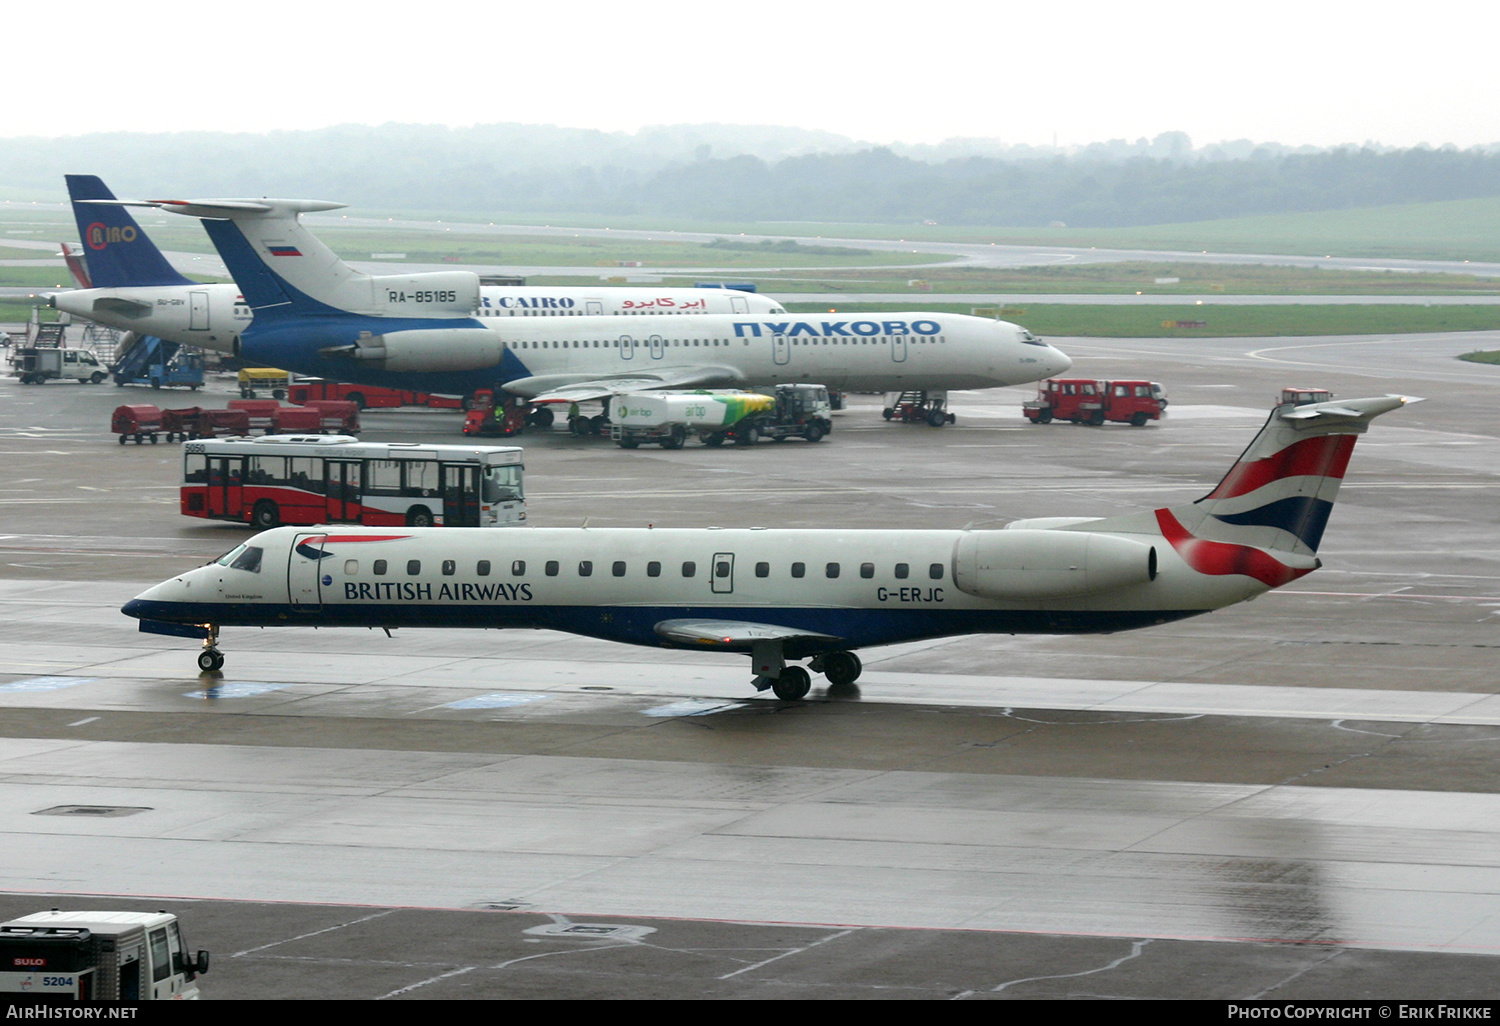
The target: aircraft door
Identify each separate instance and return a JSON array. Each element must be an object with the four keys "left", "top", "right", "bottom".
[
  {"left": 648, "top": 334, "right": 665, "bottom": 360},
  {"left": 618, "top": 334, "right": 635, "bottom": 360},
  {"left": 587, "top": 301, "right": 604, "bottom": 315},
  {"left": 711, "top": 552, "right": 735, "bottom": 594},
  {"left": 731, "top": 295, "right": 749, "bottom": 314},
  {"left": 190, "top": 291, "right": 210, "bottom": 330},
  {"left": 324, "top": 462, "right": 362, "bottom": 522},
  {"left": 441, "top": 463, "right": 481, "bottom": 527},
  {"left": 772, "top": 332, "right": 789, "bottom": 365},
  {"left": 288, "top": 532, "right": 327, "bottom": 611},
  {"left": 891, "top": 332, "right": 907, "bottom": 362}
]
